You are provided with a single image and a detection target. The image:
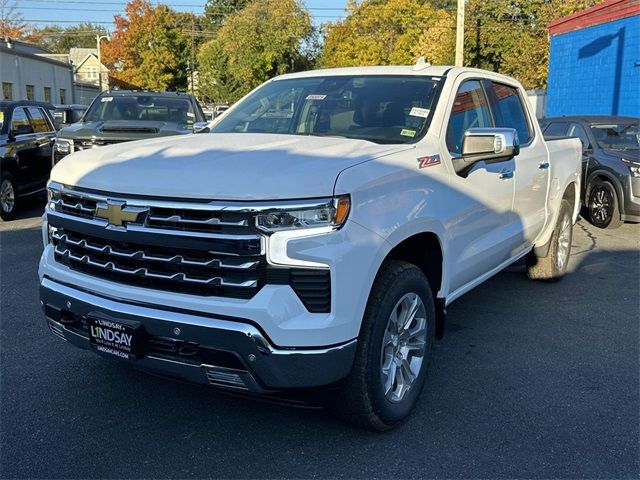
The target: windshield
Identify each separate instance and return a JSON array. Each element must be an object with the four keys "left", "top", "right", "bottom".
[
  {"left": 212, "top": 75, "right": 442, "bottom": 144},
  {"left": 84, "top": 95, "right": 196, "bottom": 125},
  {"left": 589, "top": 122, "right": 639, "bottom": 150}
]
